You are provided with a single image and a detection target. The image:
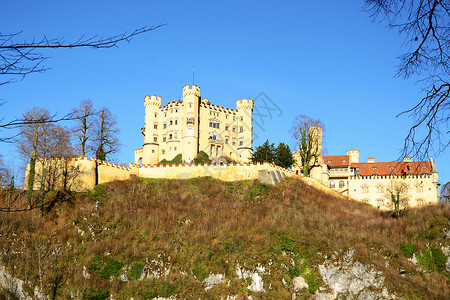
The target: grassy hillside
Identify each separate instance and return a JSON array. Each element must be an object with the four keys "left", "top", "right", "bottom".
[{"left": 0, "top": 177, "right": 449, "bottom": 299}]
